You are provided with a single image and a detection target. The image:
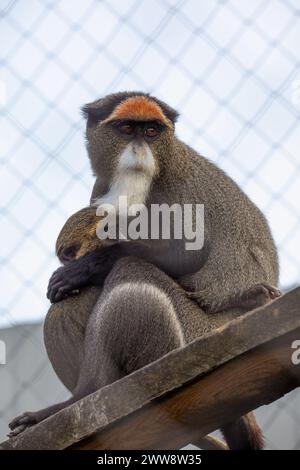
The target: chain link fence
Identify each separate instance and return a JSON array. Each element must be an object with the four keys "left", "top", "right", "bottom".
[{"left": 0, "top": 0, "right": 300, "bottom": 448}]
